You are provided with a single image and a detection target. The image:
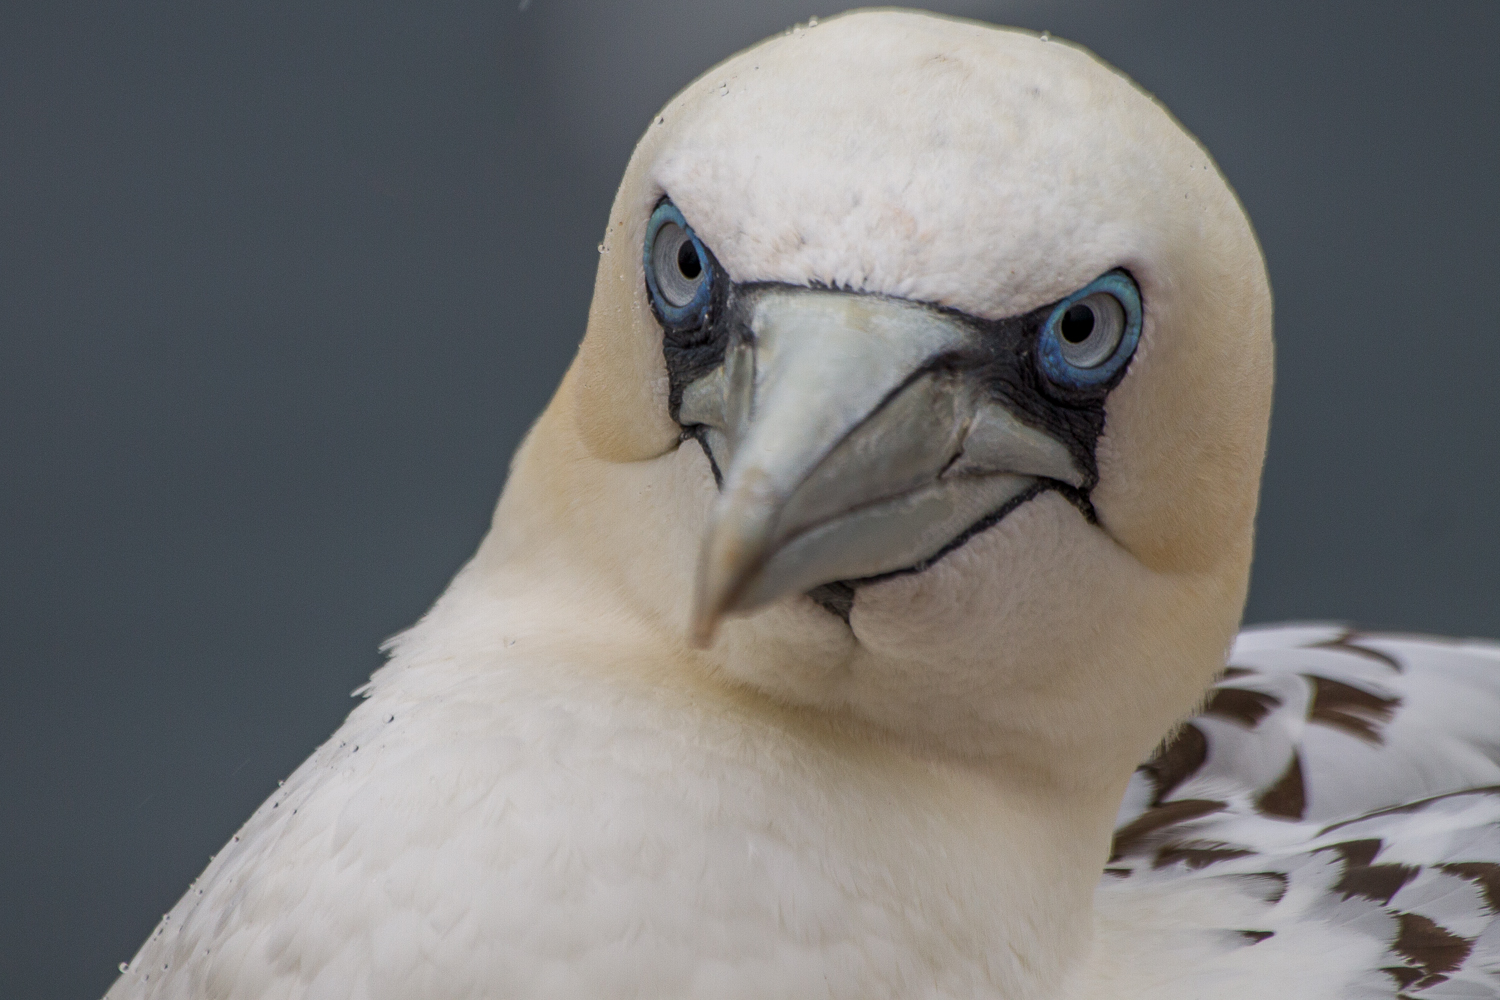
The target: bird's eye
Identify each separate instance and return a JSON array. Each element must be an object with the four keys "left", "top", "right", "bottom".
[
  {"left": 645, "top": 201, "right": 714, "bottom": 327},
  {"left": 1037, "top": 271, "right": 1142, "bottom": 387},
  {"left": 1057, "top": 294, "right": 1123, "bottom": 367},
  {"left": 652, "top": 223, "right": 703, "bottom": 306}
]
